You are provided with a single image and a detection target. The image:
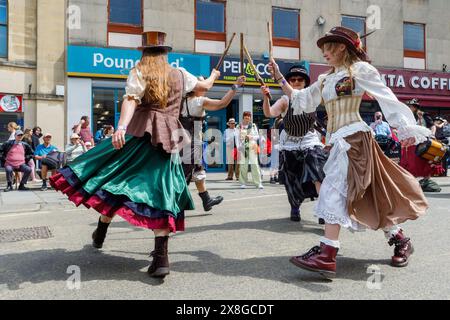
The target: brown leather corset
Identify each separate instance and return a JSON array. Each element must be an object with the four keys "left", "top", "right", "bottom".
[{"left": 325, "top": 96, "right": 364, "bottom": 134}]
